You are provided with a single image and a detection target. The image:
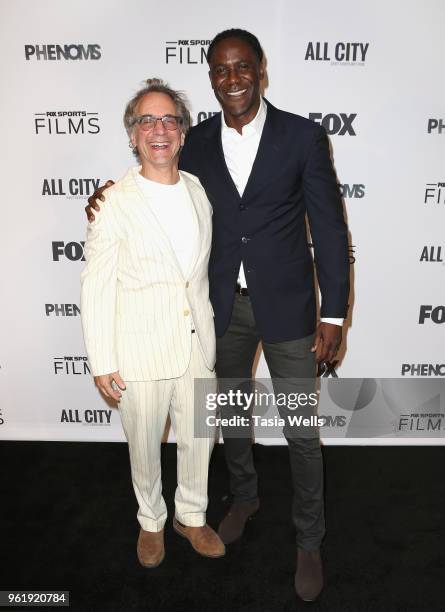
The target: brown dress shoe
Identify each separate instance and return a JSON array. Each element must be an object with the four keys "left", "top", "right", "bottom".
[
  {"left": 173, "top": 518, "right": 225, "bottom": 558},
  {"left": 218, "top": 499, "right": 260, "bottom": 544},
  {"left": 137, "top": 528, "right": 165, "bottom": 568},
  {"left": 294, "top": 548, "right": 323, "bottom": 601}
]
